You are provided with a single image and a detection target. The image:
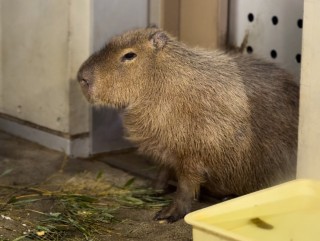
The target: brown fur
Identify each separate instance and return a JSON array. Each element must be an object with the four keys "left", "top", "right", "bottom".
[{"left": 77, "top": 28, "right": 299, "bottom": 222}]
